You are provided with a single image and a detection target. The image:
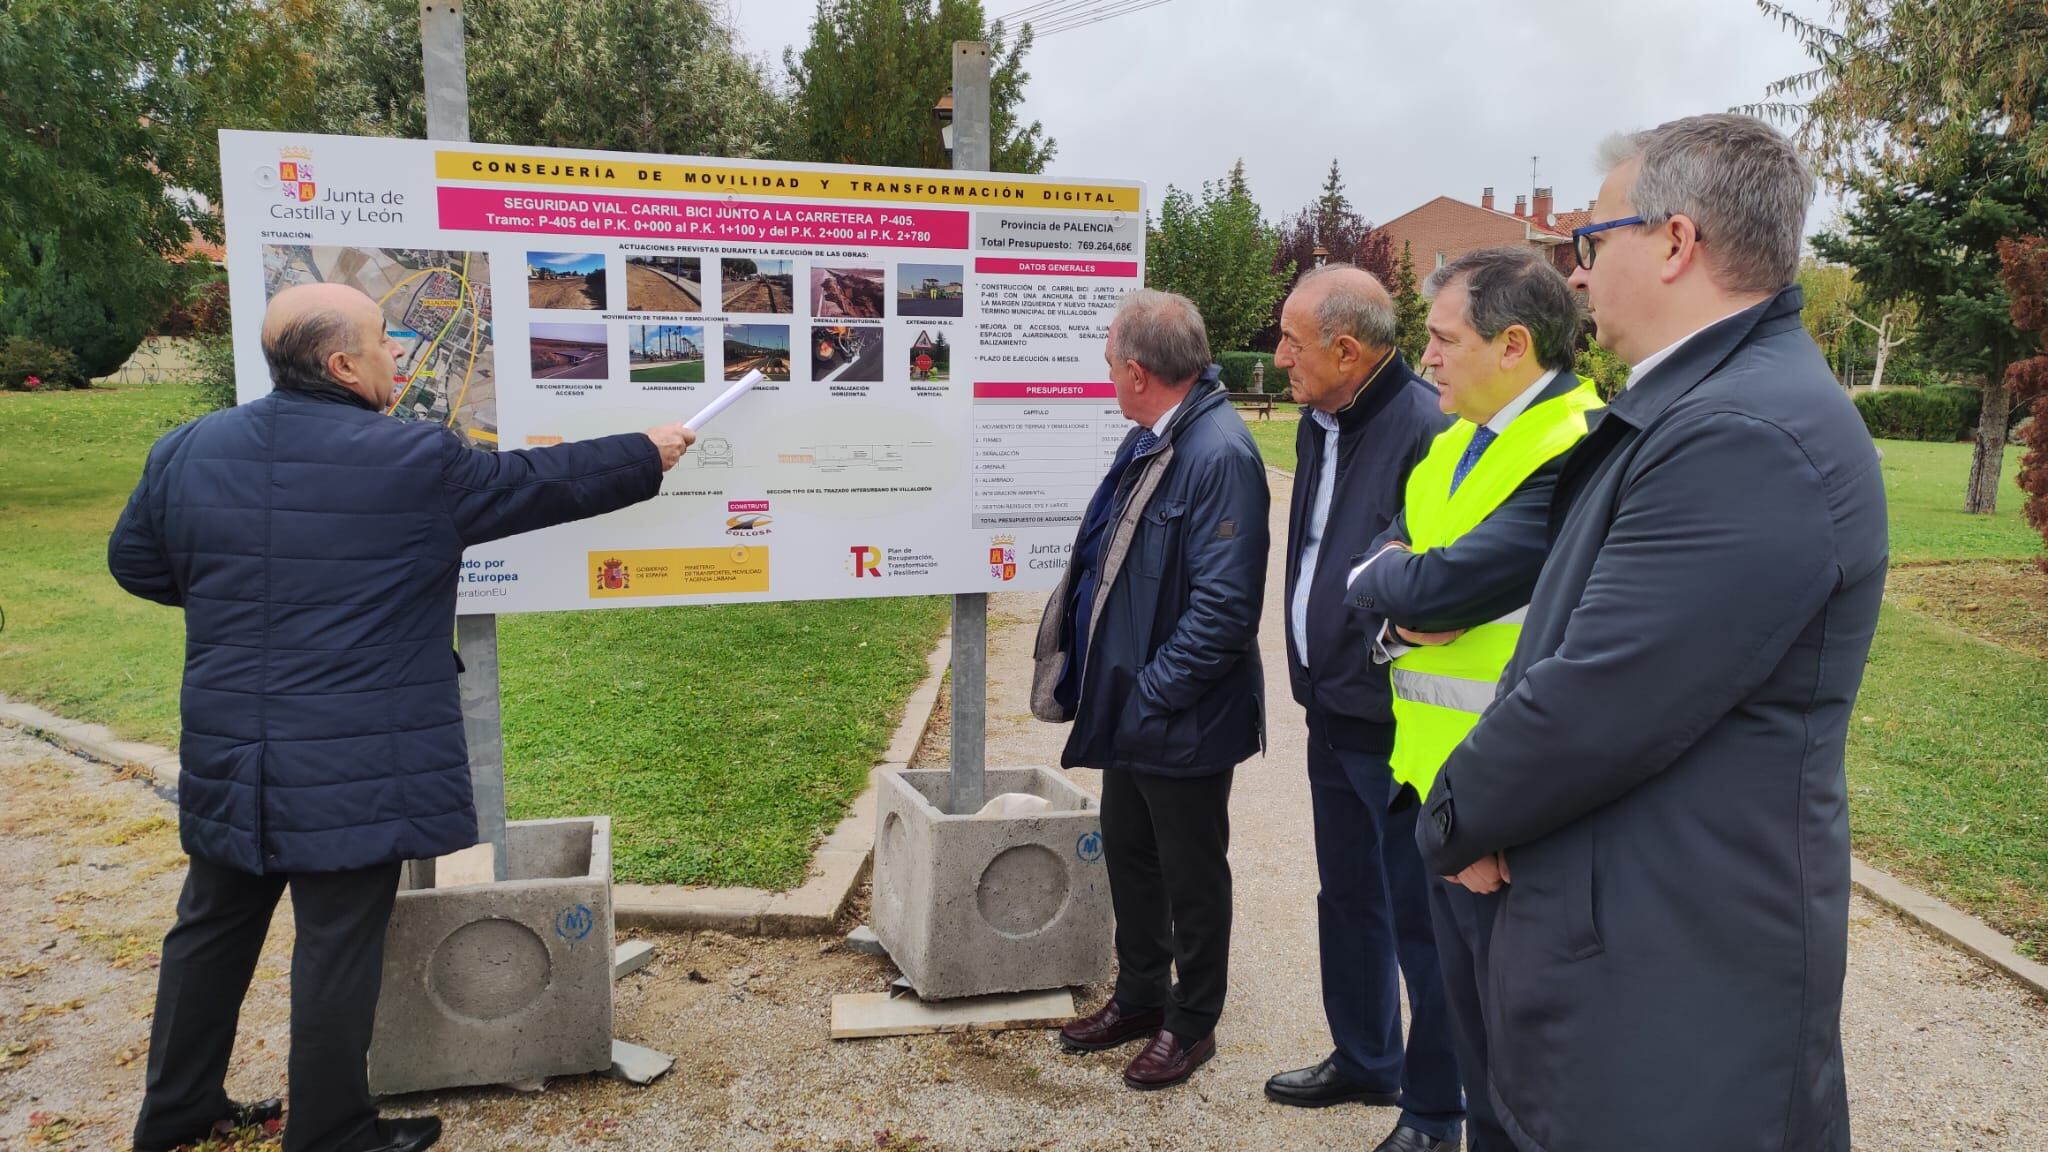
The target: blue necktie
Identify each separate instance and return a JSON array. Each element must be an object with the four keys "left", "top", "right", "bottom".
[
  {"left": 1133, "top": 428, "right": 1159, "bottom": 460},
  {"left": 1451, "top": 425, "right": 1497, "bottom": 494}
]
